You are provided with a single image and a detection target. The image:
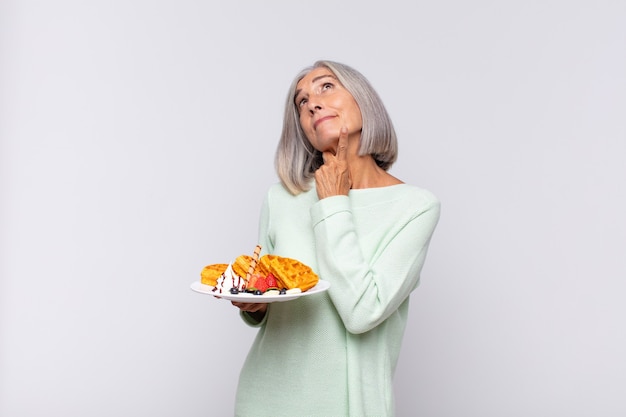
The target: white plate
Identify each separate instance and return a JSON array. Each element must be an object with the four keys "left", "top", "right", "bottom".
[{"left": 190, "top": 280, "right": 330, "bottom": 303}]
